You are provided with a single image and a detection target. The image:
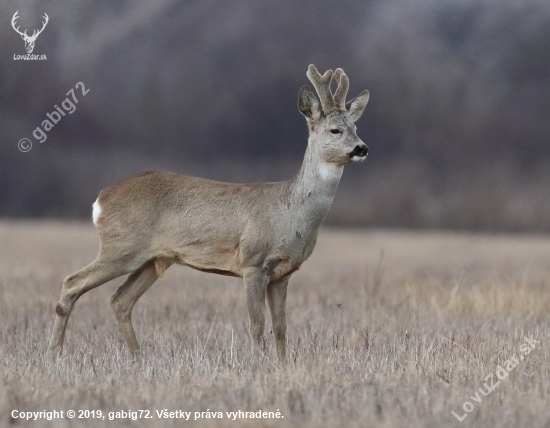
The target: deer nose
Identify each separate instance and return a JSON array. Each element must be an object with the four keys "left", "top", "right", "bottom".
[{"left": 350, "top": 145, "right": 368, "bottom": 158}]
